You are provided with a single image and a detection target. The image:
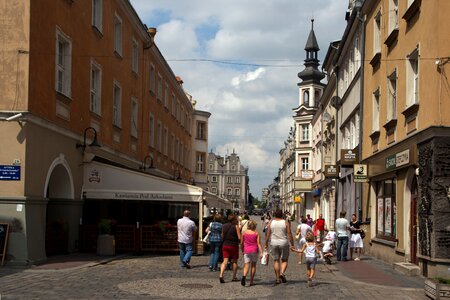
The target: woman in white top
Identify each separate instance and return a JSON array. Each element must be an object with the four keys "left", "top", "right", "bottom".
[{"left": 294, "top": 233, "right": 319, "bottom": 287}]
